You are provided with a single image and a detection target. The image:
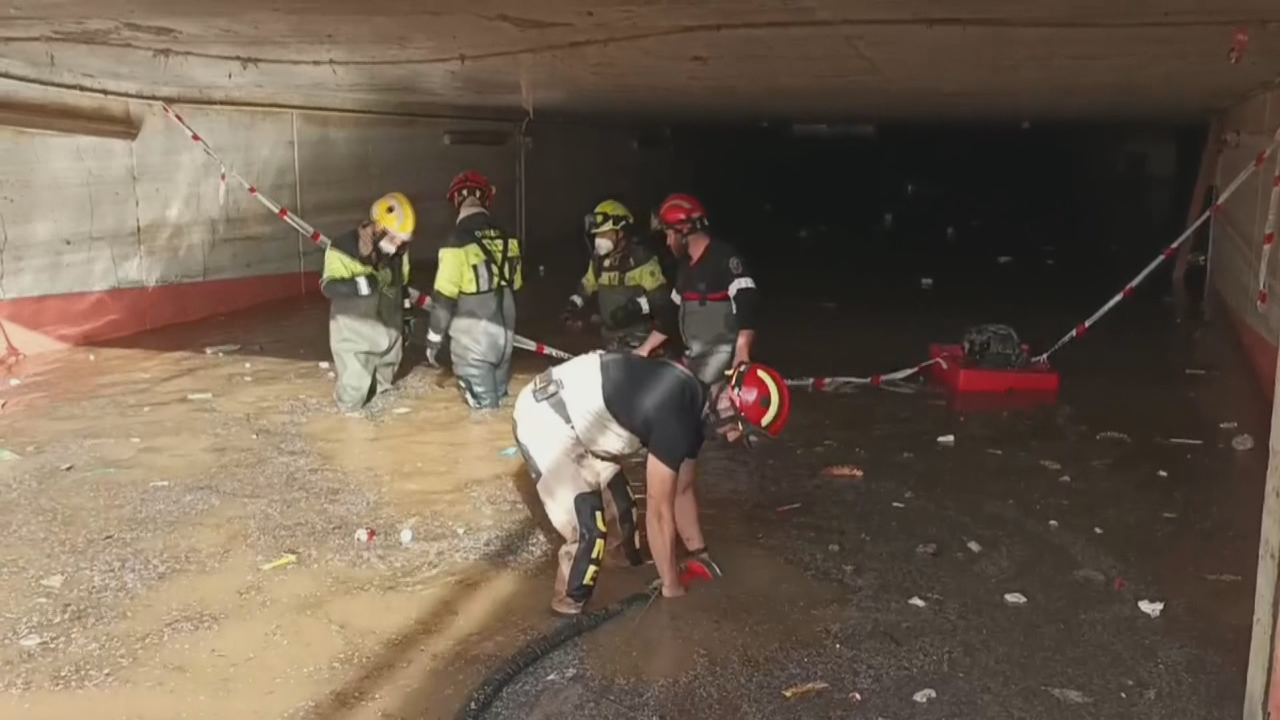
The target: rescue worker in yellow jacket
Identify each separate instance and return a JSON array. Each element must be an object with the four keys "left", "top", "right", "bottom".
[
  {"left": 320, "top": 192, "right": 415, "bottom": 415},
  {"left": 560, "top": 200, "right": 669, "bottom": 352},
  {"left": 425, "top": 171, "right": 523, "bottom": 410}
]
